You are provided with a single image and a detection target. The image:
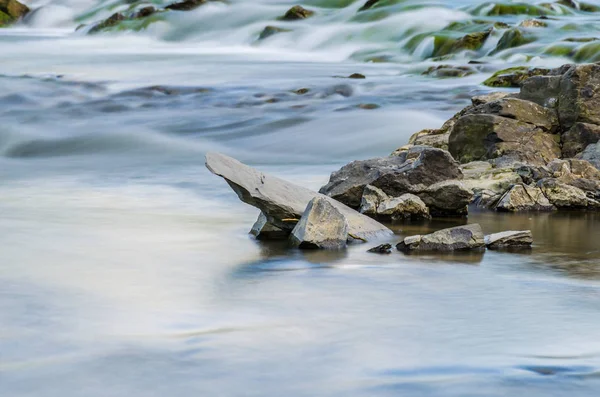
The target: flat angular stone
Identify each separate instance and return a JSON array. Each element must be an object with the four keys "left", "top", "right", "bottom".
[
  {"left": 485, "top": 230, "right": 533, "bottom": 249},
  {"left": 250, "top": 212, "right": 289, "bottom": 240},
  {"left": 495, "top": 184, "right": 555, "bottom": 212},
  {"left": 290, "top": 197, "right": 348, "bottom": 250},
  {"left": 205, "top": 152, "right": 392, "bottom": 240},
  {"left": 397, "top": 224, "right": 485, "bottom": 252}
]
